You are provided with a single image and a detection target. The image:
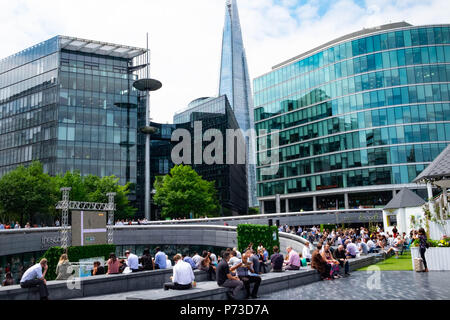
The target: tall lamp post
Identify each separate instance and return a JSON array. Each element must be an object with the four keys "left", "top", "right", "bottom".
[{"left": 133, "top": 35, "right": 162, "bottom": 221}]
